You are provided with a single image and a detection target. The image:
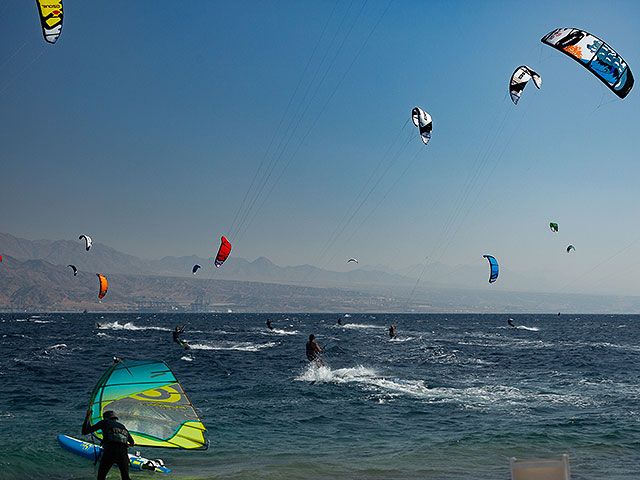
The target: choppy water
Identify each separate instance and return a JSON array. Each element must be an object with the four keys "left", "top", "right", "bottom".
[{"left": 1, "top": 313, "right": 640, "bottom": 479}]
